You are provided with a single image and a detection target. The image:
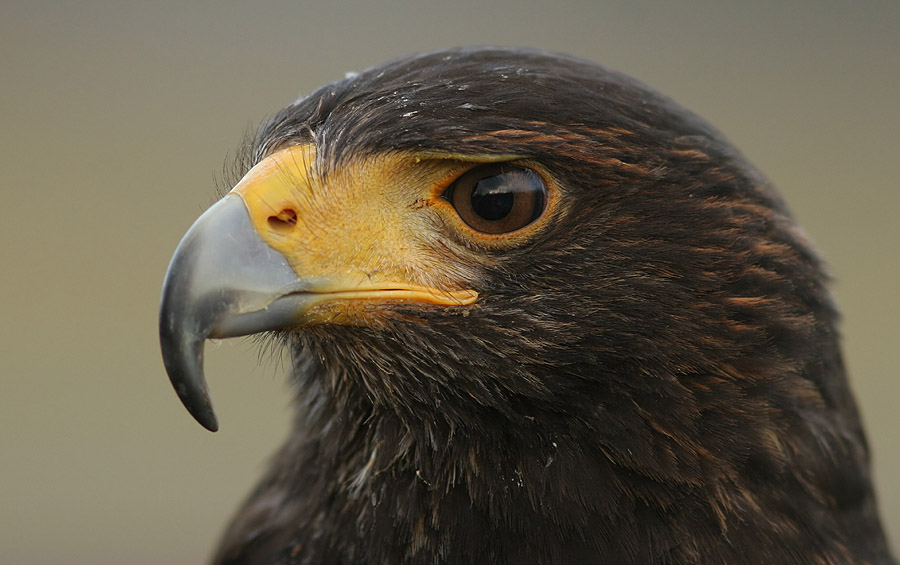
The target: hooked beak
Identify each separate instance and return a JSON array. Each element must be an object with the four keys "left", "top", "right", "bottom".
[
  {"left": 159, "top": 146, "right": 478, "bottom": 431},
  {"left": 159, "top": 195, "right": 311, "bottom": 431}
]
